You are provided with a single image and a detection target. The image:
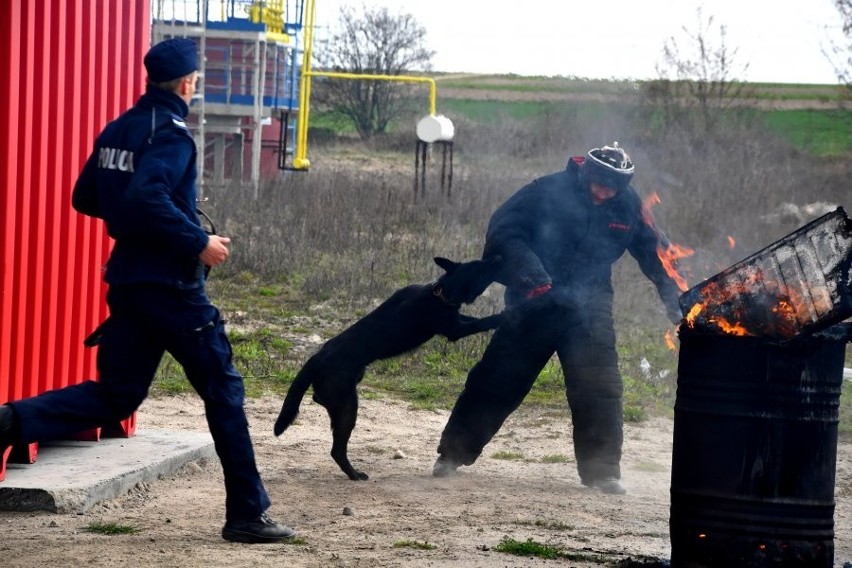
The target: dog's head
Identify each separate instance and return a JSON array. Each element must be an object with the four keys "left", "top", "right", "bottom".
[{"left": 432, "top": 256, "right": 502, "bottom": 306}]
